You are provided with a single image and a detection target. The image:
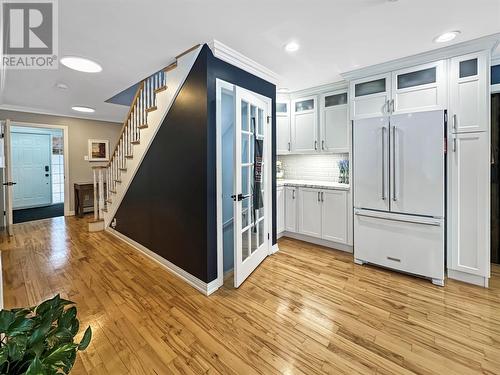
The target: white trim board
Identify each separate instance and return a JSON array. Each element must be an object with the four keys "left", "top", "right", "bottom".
[
  {"left": 0, "top": 253, "right": 3, "bottom": 310},
  {"left": 107, "top": 227, "right": 219, "bottom": 296},
  {"left": 342, "top": 33, "right": 500, "bottom": 81},
  {"left": 208, "top": 40, "right": 281, "bottom": 86}
]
